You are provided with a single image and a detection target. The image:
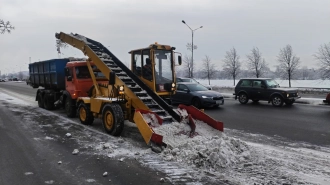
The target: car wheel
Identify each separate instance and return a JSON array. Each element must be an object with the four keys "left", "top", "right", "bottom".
[
  {"left": 238, "top": 93, "right": 249, "bottom": 104},
  {"left": 192, "top": 98, "right": 201, "bottom": 109},
  {"left": 252, "top": 100, "right": 259, "bottom": 103},
  {"left": 285, "top": 99, "right": 294, "bottom": 106},
  {"left": 272, "top": 95, "right": 284, "bottom": 107}
]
